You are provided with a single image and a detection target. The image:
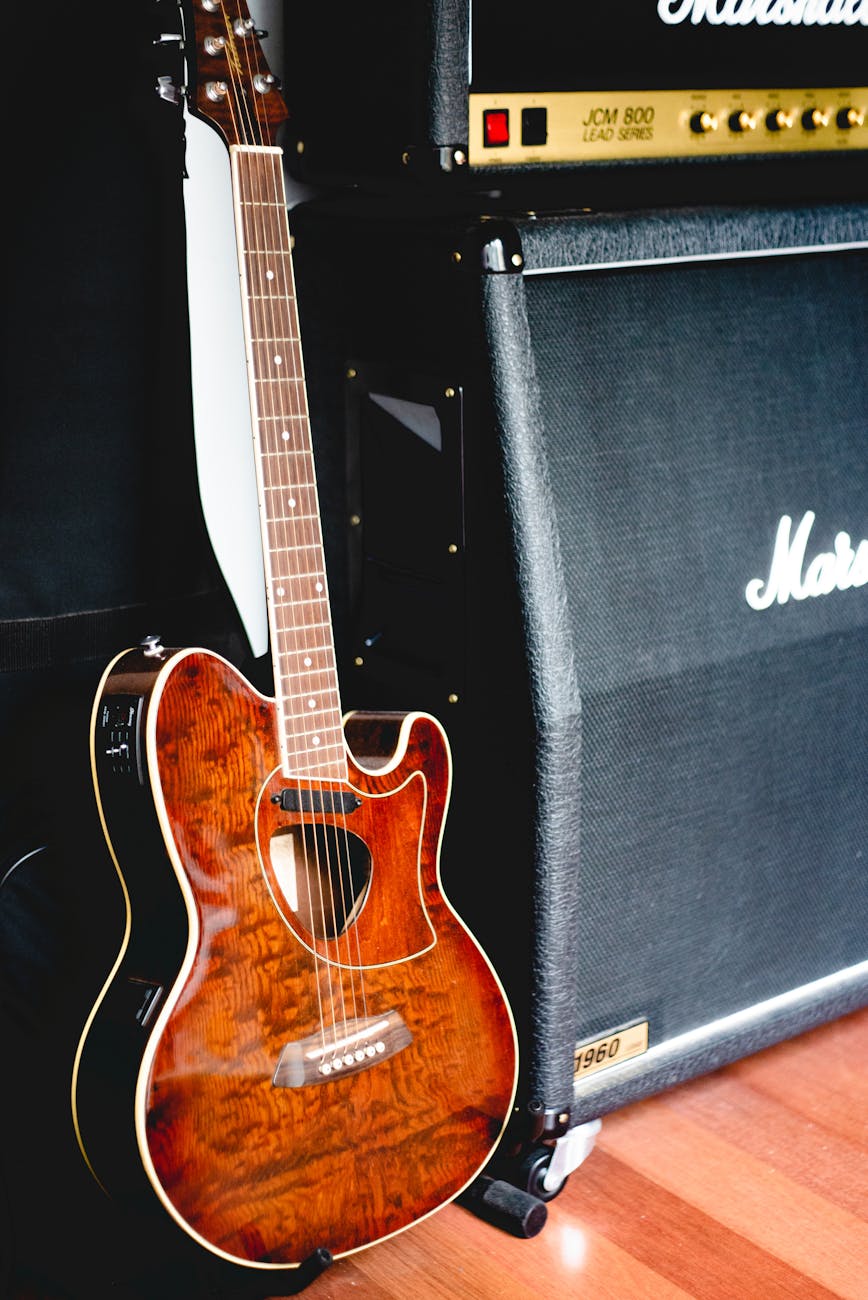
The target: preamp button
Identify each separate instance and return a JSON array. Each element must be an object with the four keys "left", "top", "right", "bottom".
[
  {"left": 728, "top": 110, "right": 757, "bottom": 133},
  {"left": 483, "top": 109, "right": 510, "bottom": 147},
  {"left": 521, "top": 107, "right": 548, "bottom": 147},
  {"left": 690, "top": 111, "right": 718, "bottom": 135},
  {"left": 766, "top": 109, "right": 795, "bottom": 131},
  {"left": 802, "top": 108, "right": 830, "bottom": 131},
  {"left": 837, "top": 107, "right": 865, "bottom": 129}
]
